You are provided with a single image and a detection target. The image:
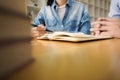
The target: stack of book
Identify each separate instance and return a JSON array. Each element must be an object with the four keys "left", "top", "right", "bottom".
[{"left": 0, "top": 0, "right": 33, "bottom": 79}]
